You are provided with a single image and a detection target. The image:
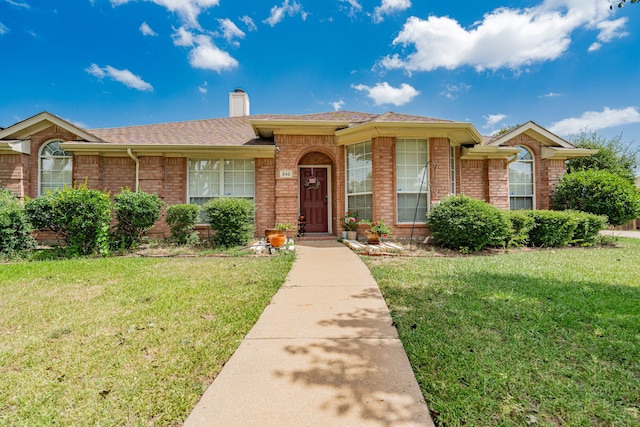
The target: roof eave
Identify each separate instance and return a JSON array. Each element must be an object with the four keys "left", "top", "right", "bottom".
[
  {"left": 0, "top": 112, "right": 103, "bottom": 142},
  {"left": 250, "top": 119, "right": 350, "bottom": 139},
  {"left": 59, "top": 142, "right": 276, "bottom": 158},
  {"left": 335, "top": 122, "right": 483, "bottom": 146},
  {"left": 0, "top": 140, "right": 30, "bottom": 154},
  {"left": 460, "top": 145, "right": 521, "bottom": 160},
  {"left": 541, "top": 147, "right": 598, "bottom": 160}
]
